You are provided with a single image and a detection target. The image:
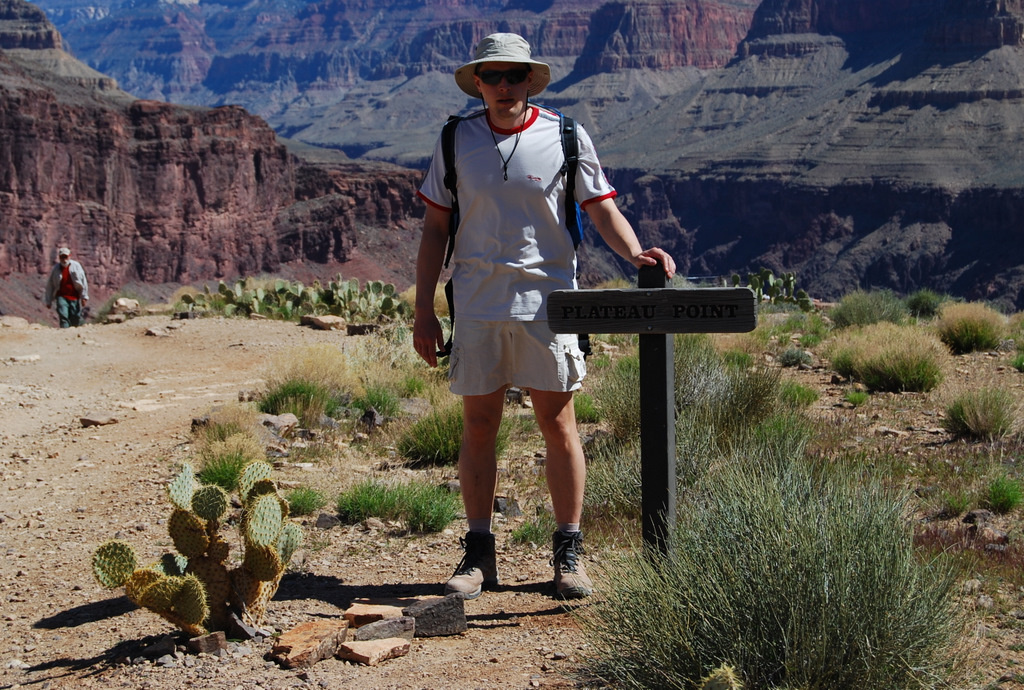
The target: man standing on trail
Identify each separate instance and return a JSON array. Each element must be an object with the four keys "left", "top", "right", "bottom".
[
  {"left": 413, "top": 32, "right": 676, "bottom": 600},
  {"left": 44, "top": 247, "right": 90, "bottom": 328}
]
